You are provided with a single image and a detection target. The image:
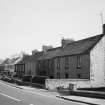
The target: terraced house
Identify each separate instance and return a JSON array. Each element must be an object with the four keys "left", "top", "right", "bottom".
[
  {"left": 38, "top": 47, "right": 61, "bottom": 79},
  {"left": 37, "top": 41, "right": 73, "bottom": 78},
  {"left": 15, "top": 51, "right": 43, "bottom": 78},
  {"left": 39, "top": 25, "right": 105, "bottom": 90}
]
